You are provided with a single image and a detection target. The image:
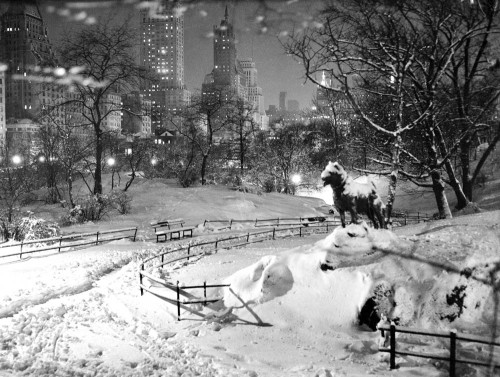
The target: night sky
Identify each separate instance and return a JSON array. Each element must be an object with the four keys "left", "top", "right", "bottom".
[{"left": 2, "top": 0, "right": 318, "bottom": 111}]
